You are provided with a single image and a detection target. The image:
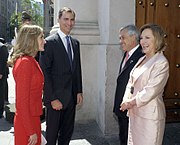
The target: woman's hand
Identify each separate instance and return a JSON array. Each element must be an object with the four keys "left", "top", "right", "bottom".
[
  {"left": 28, "top": 133, "right": 38, "bottom": 145},
  {"left": 120, "top": 102, "right": 132, "bottom": 111},
  {"left": 120, "top": 98, "right": 136, "bottom": 111}
]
